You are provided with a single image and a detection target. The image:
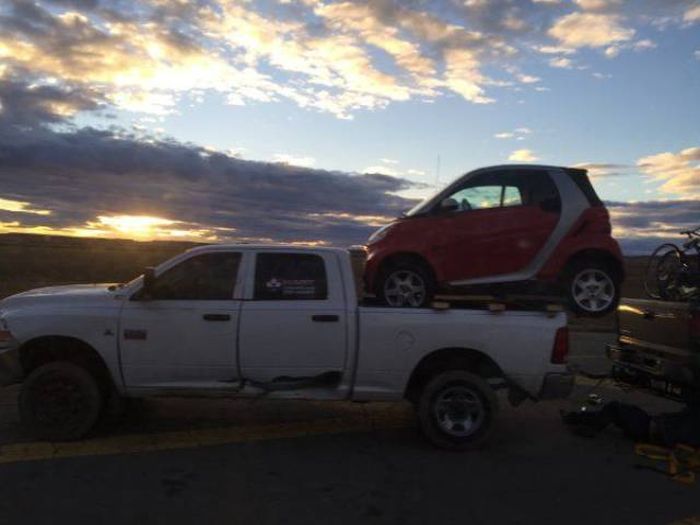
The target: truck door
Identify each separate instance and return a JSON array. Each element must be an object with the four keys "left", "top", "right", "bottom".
[
  {"left": 119, "top": 251, "right": 242, "bottom": 389},
  {"left": 238, "top": 252, "right": 348, "bottom": 384}
]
